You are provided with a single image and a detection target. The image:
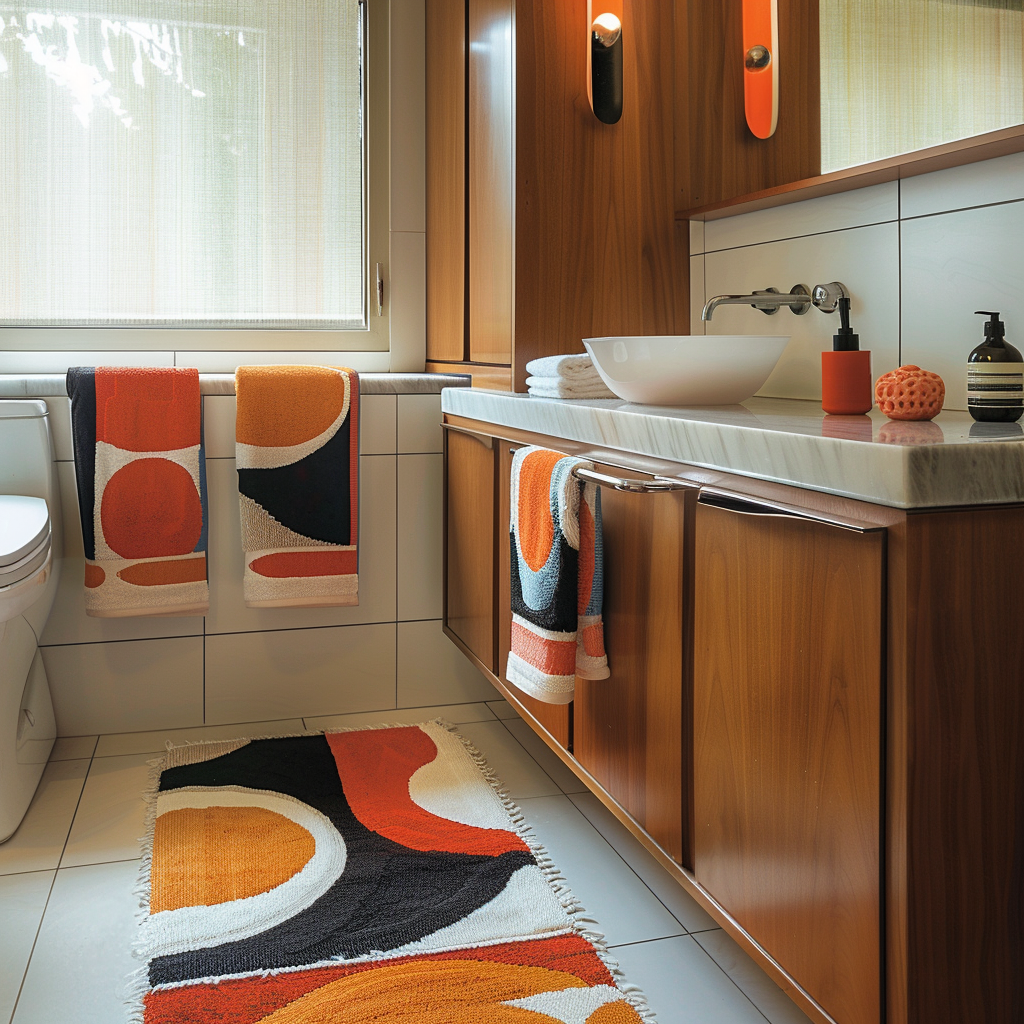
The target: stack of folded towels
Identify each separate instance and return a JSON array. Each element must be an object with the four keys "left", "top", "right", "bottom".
[{"left": 525, "top": 354, "right": 617, "bottom": 399}]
